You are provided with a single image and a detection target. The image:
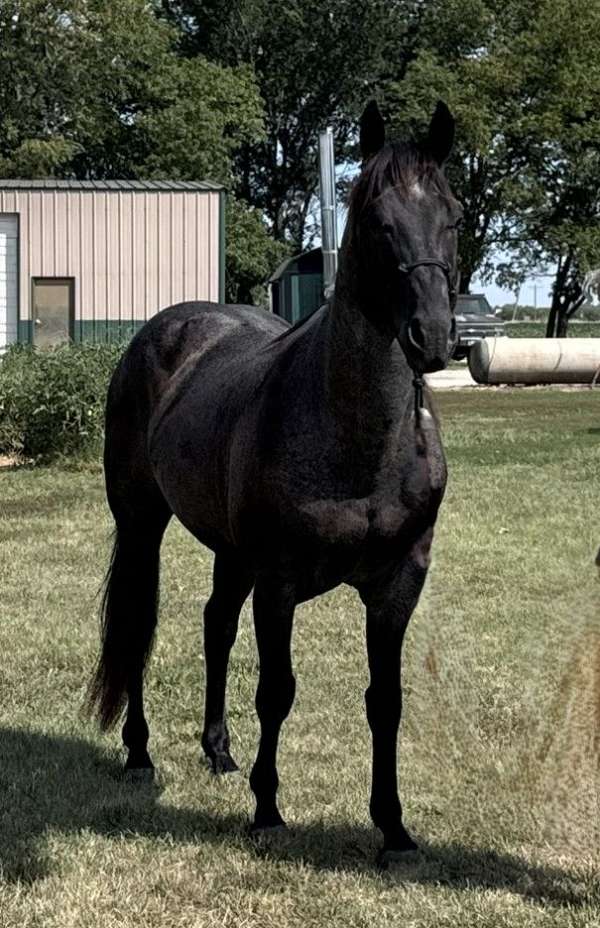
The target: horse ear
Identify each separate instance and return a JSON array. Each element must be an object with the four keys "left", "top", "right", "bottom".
[
  {"left": 360, "top": 100, "right": 385, "bottom": 161},
  {"left": 425, "top": 101, "right": 455, "bottom": 166}
]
